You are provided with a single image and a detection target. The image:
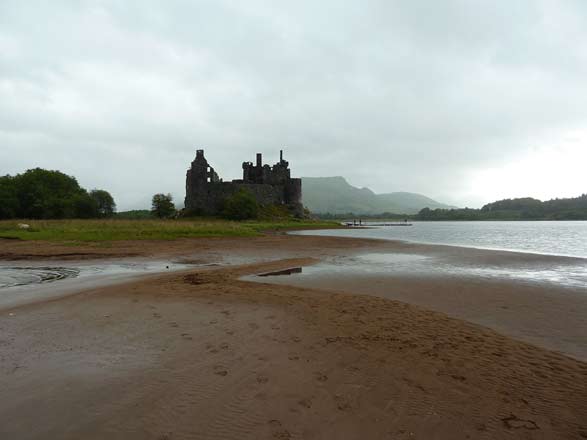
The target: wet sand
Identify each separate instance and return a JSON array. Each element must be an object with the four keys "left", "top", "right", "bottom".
[
  {"left": 1, "top": 235, "right": 586, "bottom": 439},
  {"left": 0, "top": 260, "right": 200, "bottom": 310},
  {"left": 253, "top": 254, "right": 587, "bottom": 361}
]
